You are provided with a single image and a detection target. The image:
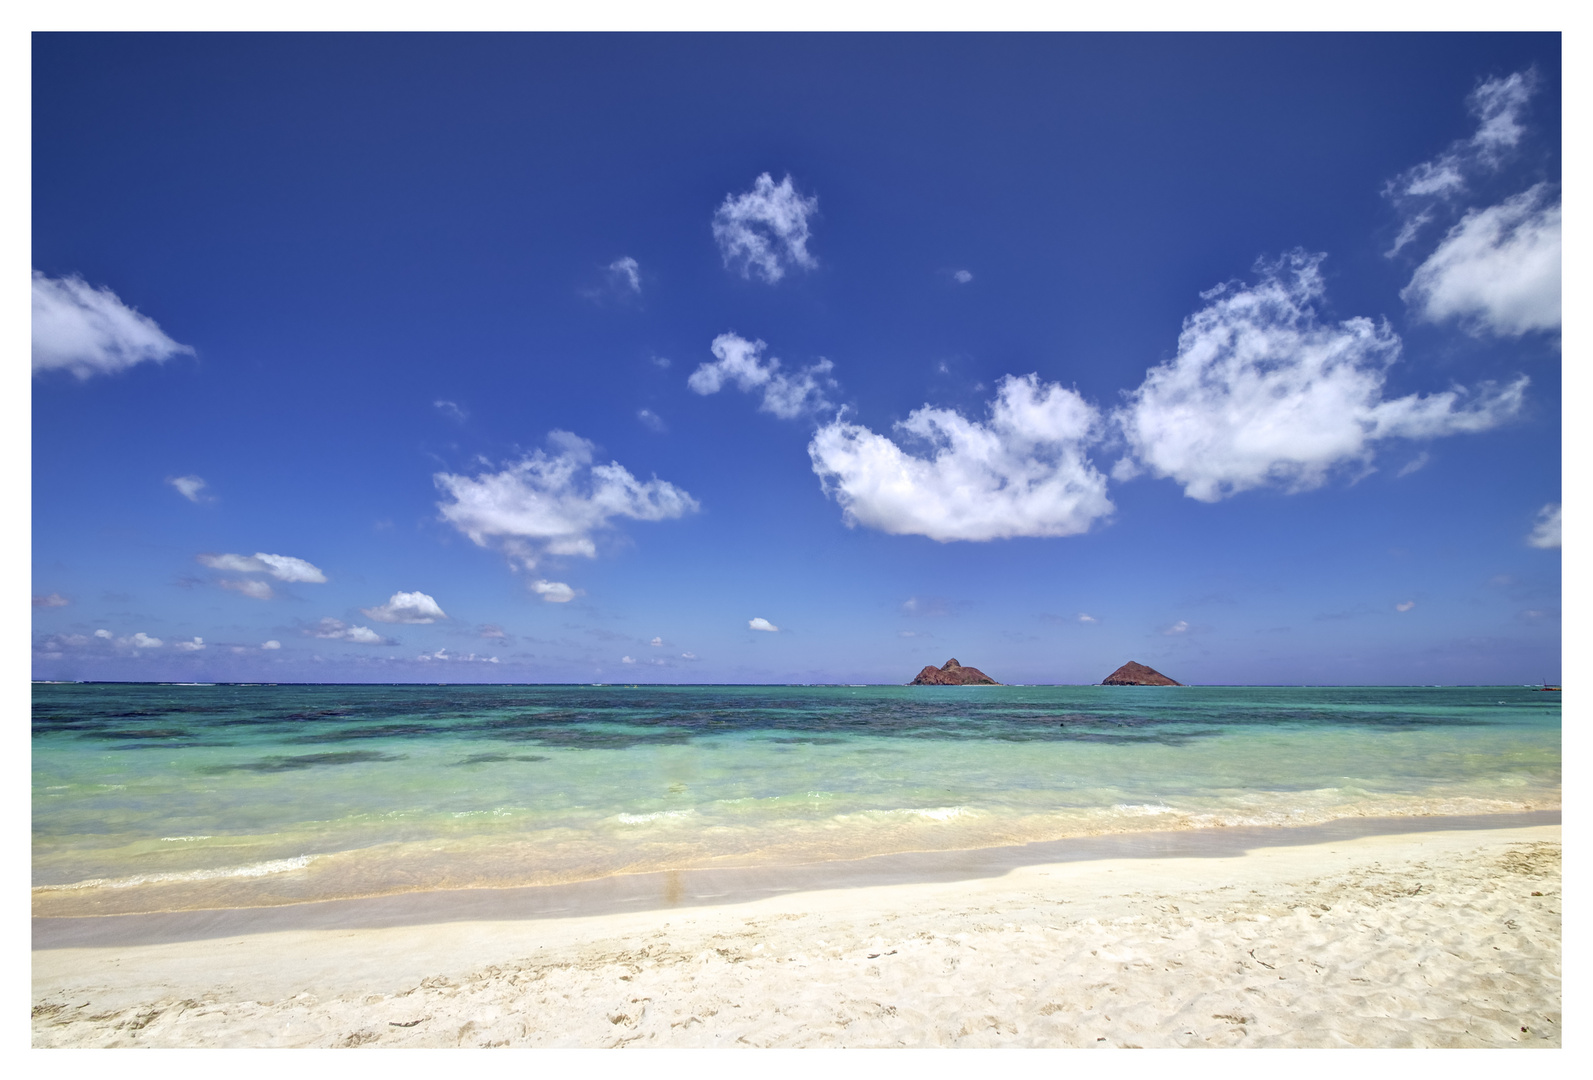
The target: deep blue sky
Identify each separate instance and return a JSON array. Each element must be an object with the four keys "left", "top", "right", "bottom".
[{"left": 32, "top": 33, "right": 1561, "bottom": 684}]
